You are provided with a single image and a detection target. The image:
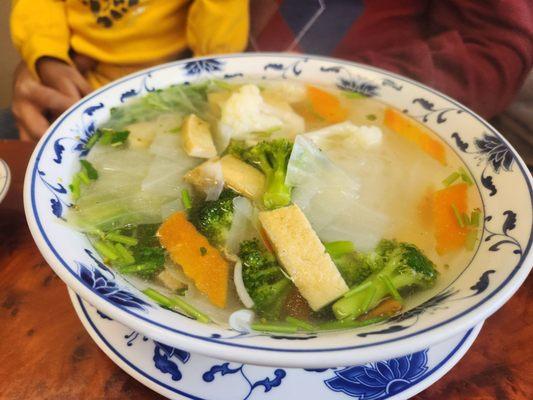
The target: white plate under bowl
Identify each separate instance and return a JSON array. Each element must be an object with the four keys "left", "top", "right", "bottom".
[
  {"left": 0, "top": 158, "right": 10, "bottom": 203},
  {"left": 69, "top": 289, "right": 483, "bottom": 400},
  {"left": 25, "top": 53, "right": 533, "bottom": 368}
]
